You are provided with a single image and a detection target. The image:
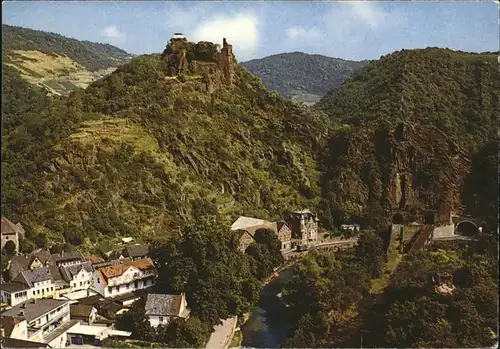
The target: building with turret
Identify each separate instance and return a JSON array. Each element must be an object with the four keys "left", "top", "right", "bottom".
[{"left": 286, "top": 210, "right": 319, "bottom": 246}]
